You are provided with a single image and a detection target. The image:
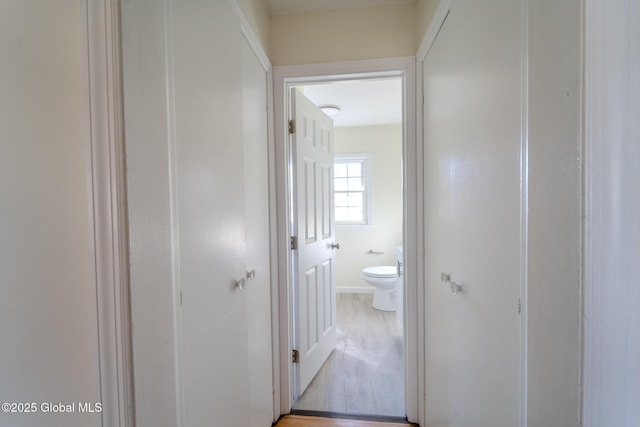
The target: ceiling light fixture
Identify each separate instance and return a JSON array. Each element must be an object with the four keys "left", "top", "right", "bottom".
[{"left": 319, "top": 104, "right": 341, "bottom": 117}]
